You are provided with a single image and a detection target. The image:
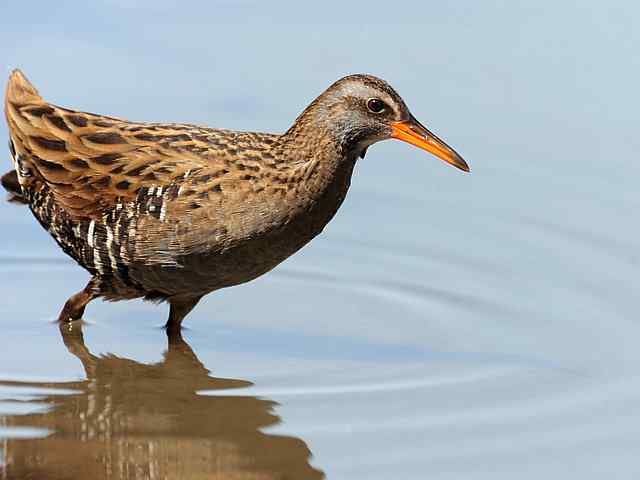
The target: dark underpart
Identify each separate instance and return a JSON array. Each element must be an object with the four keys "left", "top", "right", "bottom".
[{"left": 1, "top": 169, "right": 27, "bottom": 203}]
